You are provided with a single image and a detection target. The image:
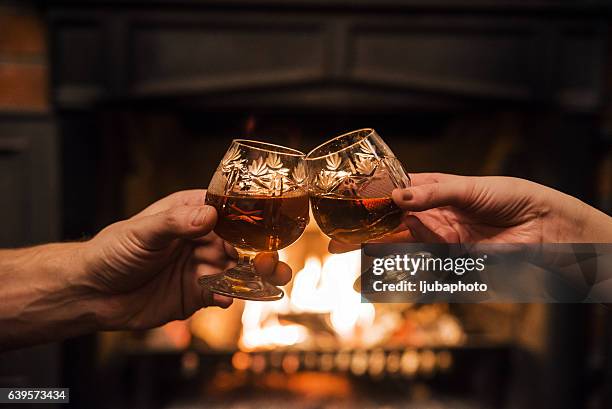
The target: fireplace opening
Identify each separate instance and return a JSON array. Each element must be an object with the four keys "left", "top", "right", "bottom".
[{"left": 71, "top": 107, "right": 593, "bottom": 409}]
